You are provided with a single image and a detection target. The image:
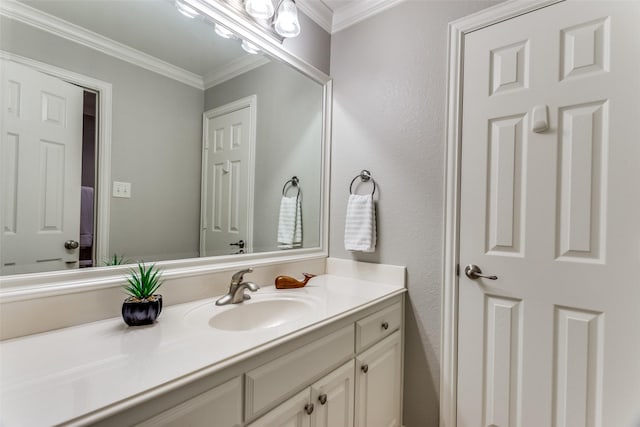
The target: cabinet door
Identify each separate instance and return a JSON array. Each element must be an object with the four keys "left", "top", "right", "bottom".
[
  {"left": 248, "top": 388, "right": 312, "bottom": 427},
  {"left": 135, "top": 377, "right": 242, "bottom": 427},
  {"left": 311, "top": 360, "right": 355, "bottom": 427},
  {"left": 355, "top": 331, "right": 402, "bottom": 427}
]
